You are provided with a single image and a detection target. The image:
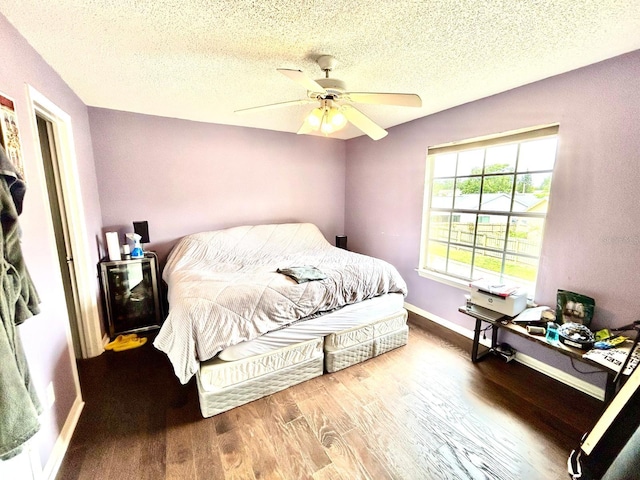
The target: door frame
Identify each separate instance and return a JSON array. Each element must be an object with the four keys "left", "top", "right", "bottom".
[{"left": 26, "top": 85, "right": 103, "bottom": 358}]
